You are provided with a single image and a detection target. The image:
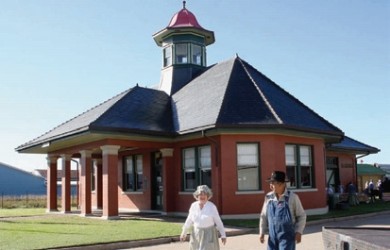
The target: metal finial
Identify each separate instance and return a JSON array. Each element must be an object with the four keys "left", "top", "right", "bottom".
[{"left": 183, "top": 1, "right": 186, "bottom": 9}]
